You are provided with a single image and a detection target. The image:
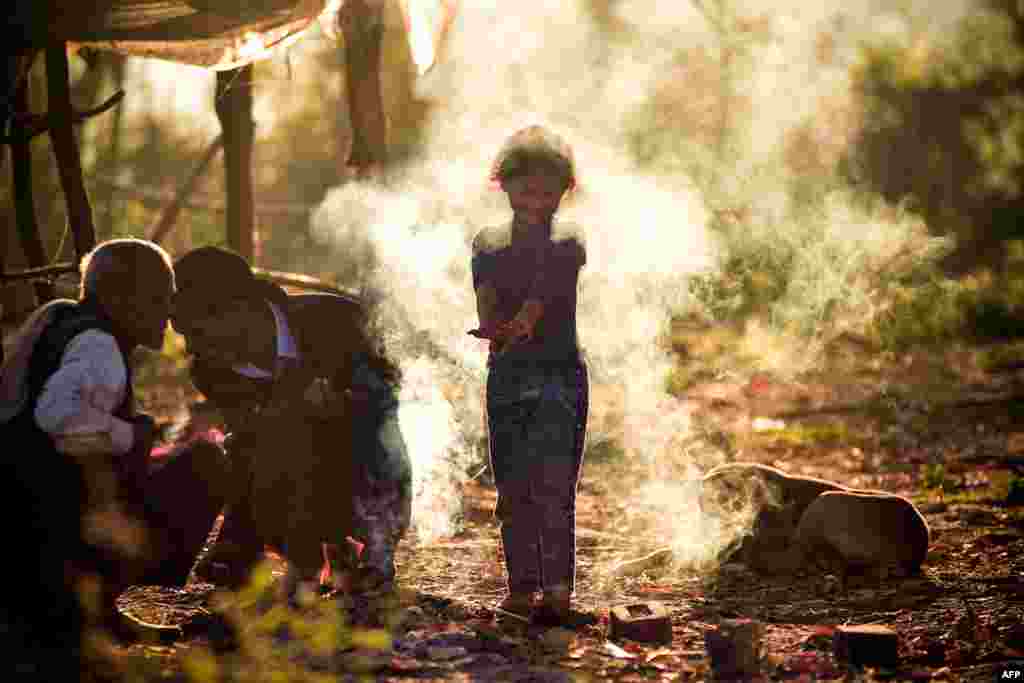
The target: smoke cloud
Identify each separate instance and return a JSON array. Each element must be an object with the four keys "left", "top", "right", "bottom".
[{"left": 310, "top": 0, "right": 969, "bottom": 569}]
